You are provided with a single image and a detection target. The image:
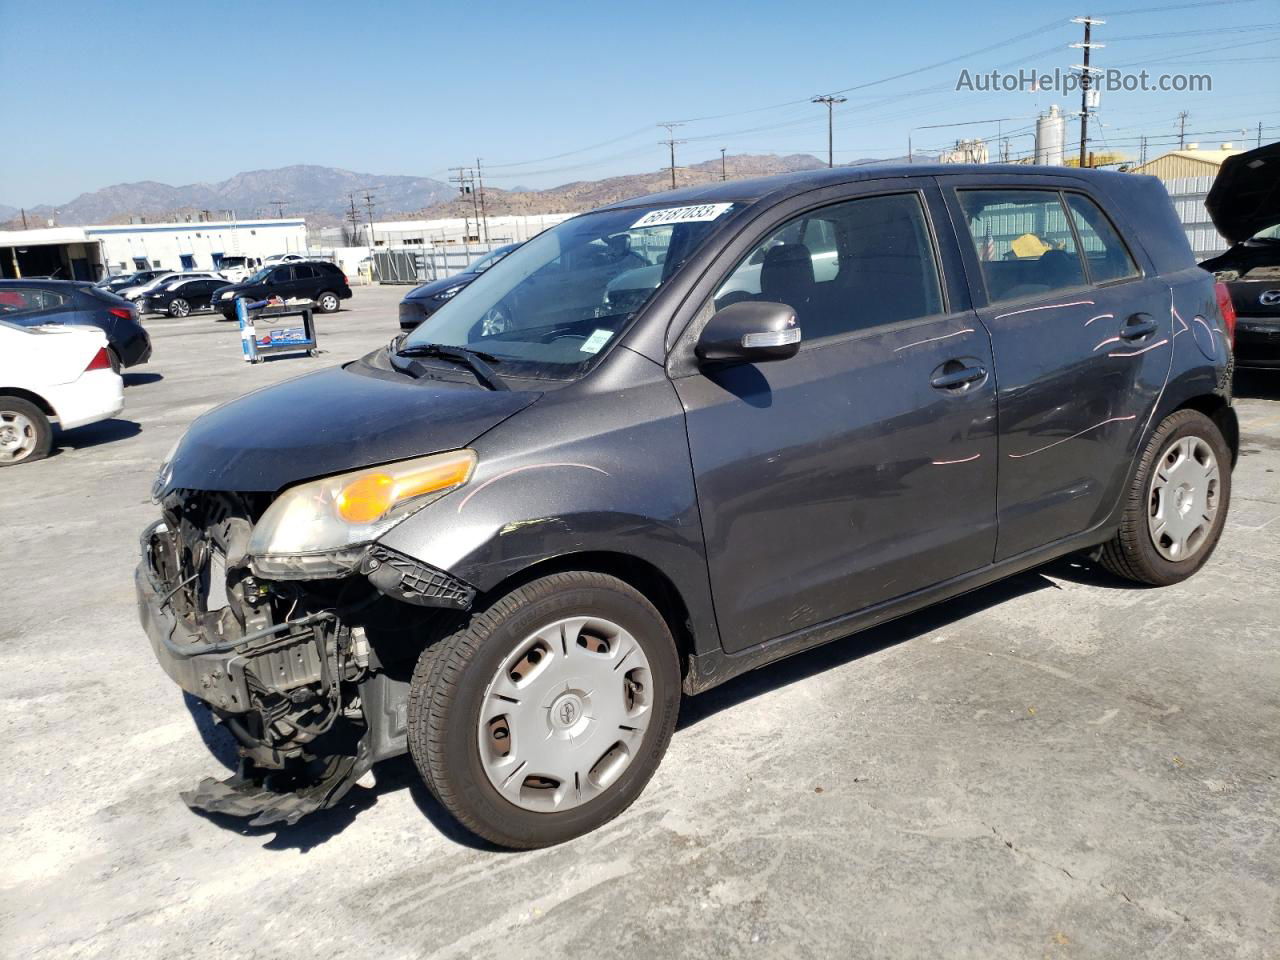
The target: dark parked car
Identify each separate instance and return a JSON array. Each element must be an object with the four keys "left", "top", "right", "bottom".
[
  {"left": 139, "top": 277, "right": 230, "bottom": 317},
  {"left": 398, "top": 243, "right": 520, "bottom": 331},
  {"left": 0, "top": 279, "right": 151, "bottom": 369},
  {"left": 213, "top": 261, "right": 351, "bottom": 318},
  {"left": 97, "top": 269, "right": 166, "bottom": 295},
  {"left": 138, "top": 165, "right": 1236, "bottom": 847},
  {"left": 1200, "top": 140, "right": 1278, "bottom": 368}
]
